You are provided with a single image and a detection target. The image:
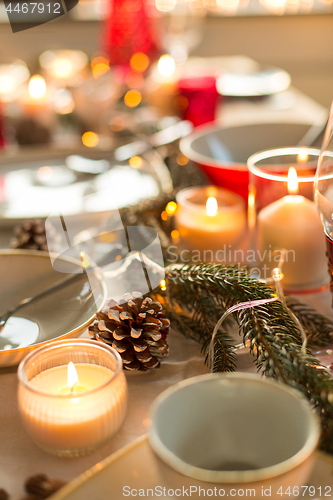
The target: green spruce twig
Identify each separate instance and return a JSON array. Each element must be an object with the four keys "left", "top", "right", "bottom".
[
  {"left": 286, "top": 296, "right": 333, "bottom": 346},
  {"left": 158, "top": 263, "right": 333, "bottom": 454}
]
